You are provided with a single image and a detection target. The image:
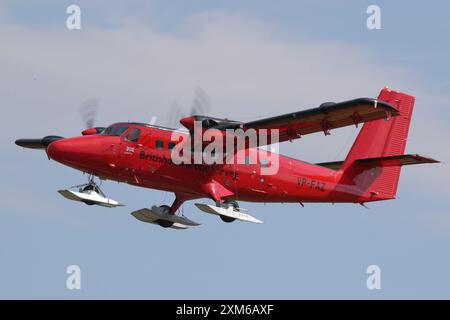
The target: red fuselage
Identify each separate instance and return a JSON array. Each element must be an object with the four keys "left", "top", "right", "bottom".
[{"left": 46, "top": 122, "right": 376, "bottom": 204}]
